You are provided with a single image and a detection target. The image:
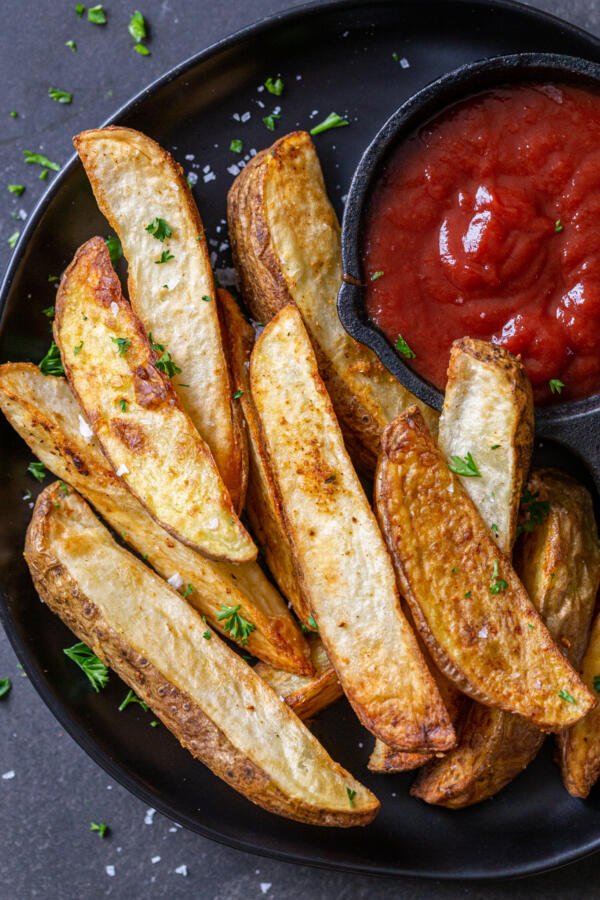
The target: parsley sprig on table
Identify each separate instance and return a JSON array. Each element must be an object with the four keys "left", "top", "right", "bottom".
[{"left": 63, "top": 642, "right": 109, "bottom": 692}]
